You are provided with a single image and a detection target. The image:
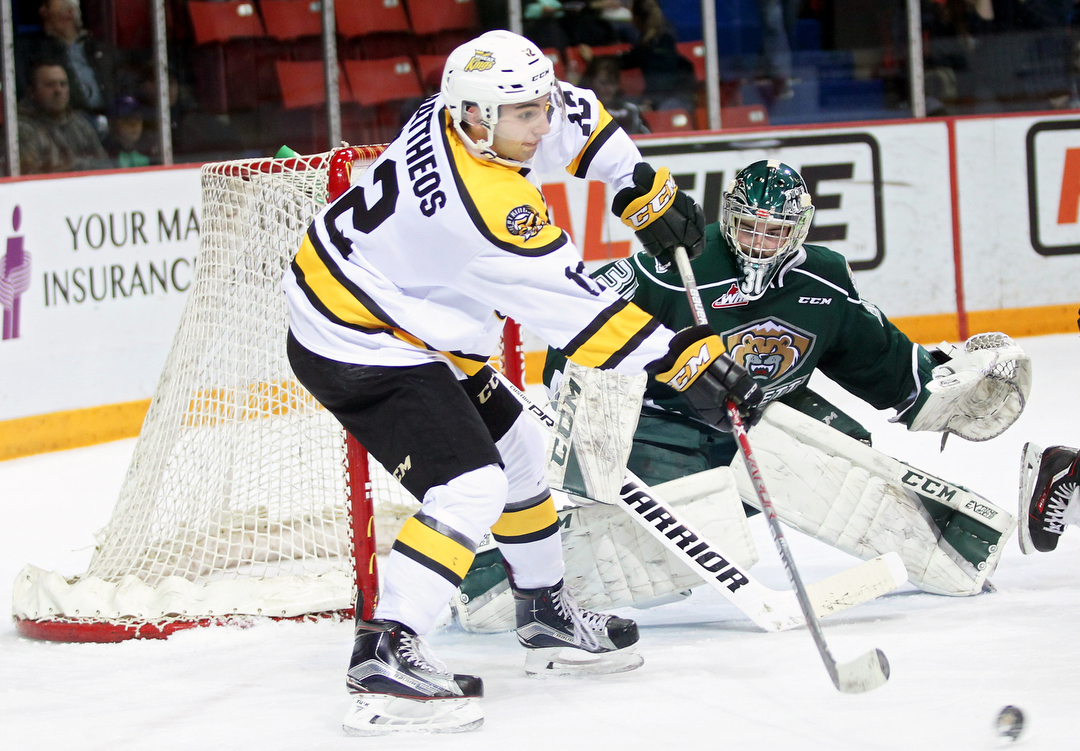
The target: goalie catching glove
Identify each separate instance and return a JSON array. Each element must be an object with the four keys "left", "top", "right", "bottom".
[
  {"left": 905, "top": 332, "right": 1031, "bottom": 442},
  {"left": 647, "top": 325, "right": 763, "bottom": 431},
  {"left": 612, "top": 162, "right": 705, "bottom": 264}
]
